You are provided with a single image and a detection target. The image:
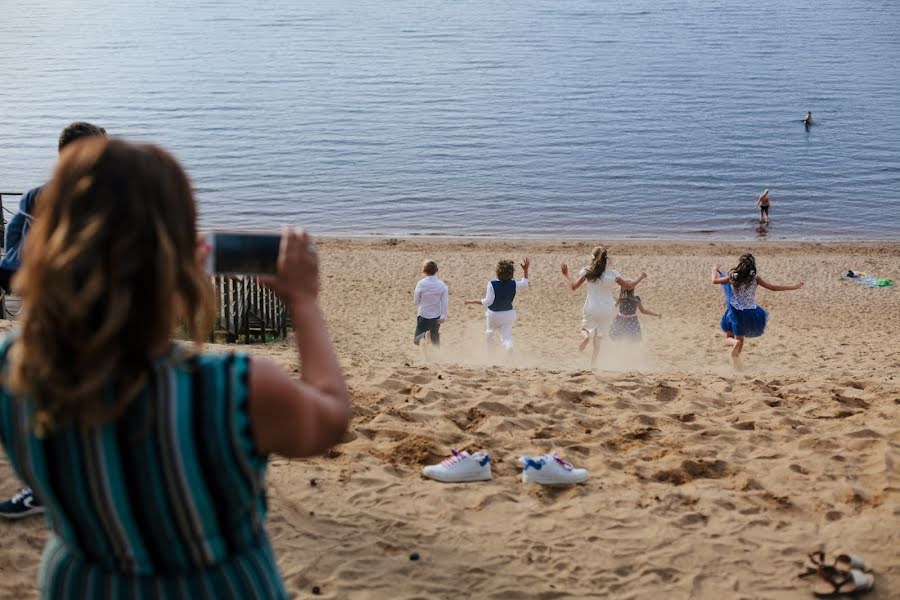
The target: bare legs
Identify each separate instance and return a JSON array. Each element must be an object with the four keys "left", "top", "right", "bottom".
[
  {"left": 579, "top": 329, "right": 591, "bottom": 352},
  {"left": 591, "top": 335, "right": 602, "bottom": 369},
  {"left": 725, "top": 334, "right": 744, "bottom": 370},
  {"left": 578, "top": 329, "right": 602, "bottom": 368},
  {"left": 420, "top": 330, "right": 431, "bottom": 361}
]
